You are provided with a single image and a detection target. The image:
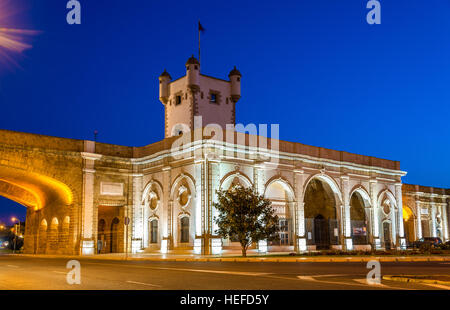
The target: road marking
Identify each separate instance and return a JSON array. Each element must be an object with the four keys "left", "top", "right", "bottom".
[
  {"left": 83, "top": 262, "right": 270, "bottom": 277},
  {"left": 422, "top": 283, "right": 450, "bottom": 290},
  {"left": 296, "top": 275, "right": 368, "bottom": 288},
  {"left": 52, "top": 271, "right": 67, "bottom": 275},
  {"left": 353, "top": 278, "right": 387, "bottom": 287},
  {"left": 126, "top": 281, "right": 162, "bottom": 288},
  {"left": 6, "top": 265, "right": 19, "bottom": 268}
]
